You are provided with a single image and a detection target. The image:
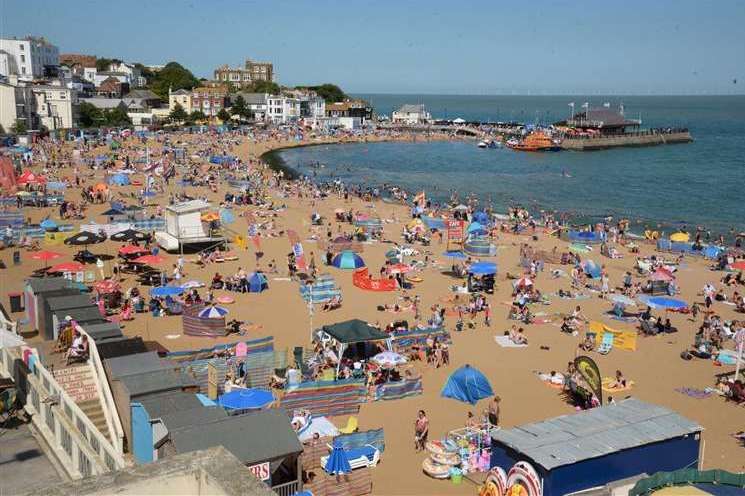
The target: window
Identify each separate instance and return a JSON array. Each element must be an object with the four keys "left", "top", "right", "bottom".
[
  {"left": 19, "top": 44, "right": 24, "bottom": 51},
  {"left": 20, "top": 54, "right": 25, "bottom": 63},
  {"left": 21, "top": 67, "right": 26, "bottom": 74}
]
